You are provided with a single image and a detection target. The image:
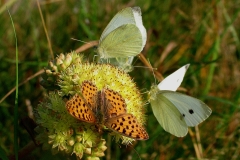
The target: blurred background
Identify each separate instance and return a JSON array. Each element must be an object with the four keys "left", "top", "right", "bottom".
[{"left": 0, "top": 0, "right": 239, "bottom": 159}]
